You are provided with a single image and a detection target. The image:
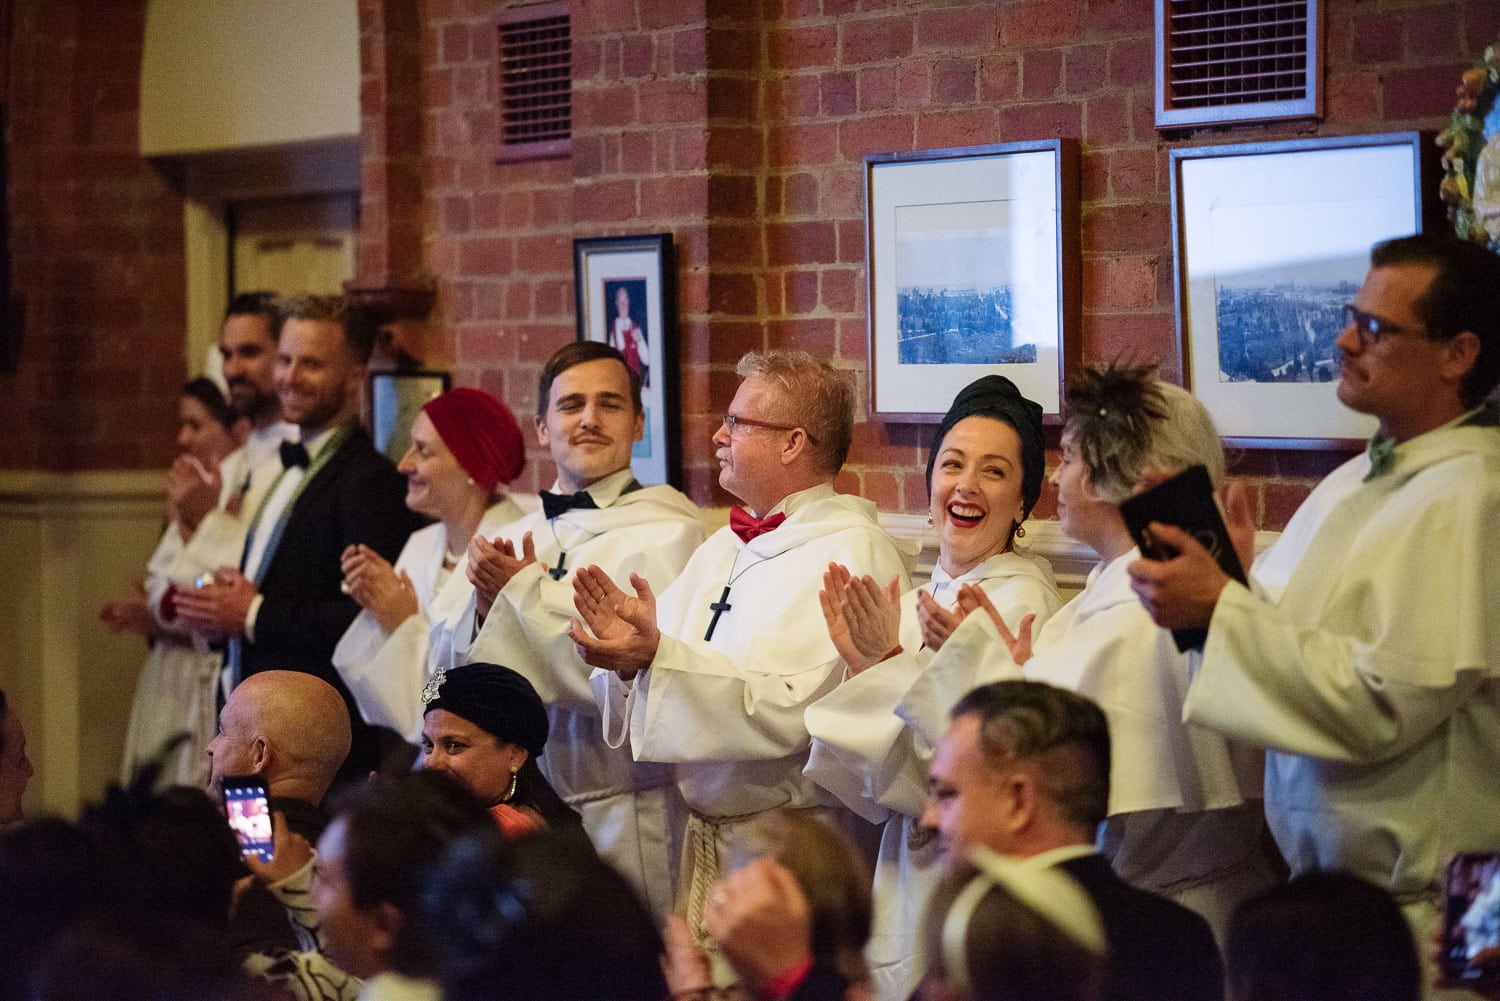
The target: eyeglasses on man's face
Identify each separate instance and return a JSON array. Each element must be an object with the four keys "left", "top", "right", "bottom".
[
  {"left": 1341, "top": 304, "right": 1427, "bottom": 350},
  {"left": 721, "top": 413, "right": 818, "bottom": 444}
]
